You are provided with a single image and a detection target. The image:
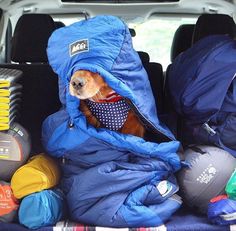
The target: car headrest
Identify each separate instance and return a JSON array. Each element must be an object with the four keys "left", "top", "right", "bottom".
[
  {"left": 192, "top": 14, "right": 236, "bottom": 44},
  {"left": 54, "top": 21, "right": 65, "bottom": 29},
  {"left": 170, "top": 24, "right": 195, "bottom": 62},
  {"left": 138, "top": 51, "right": 150, "bottom": 64},
  {"left": 129, "top": 28, "right": 136, "bottom": 37},
  {"left": 11, "top": 14, "right": 56, "bottom": 63}
]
